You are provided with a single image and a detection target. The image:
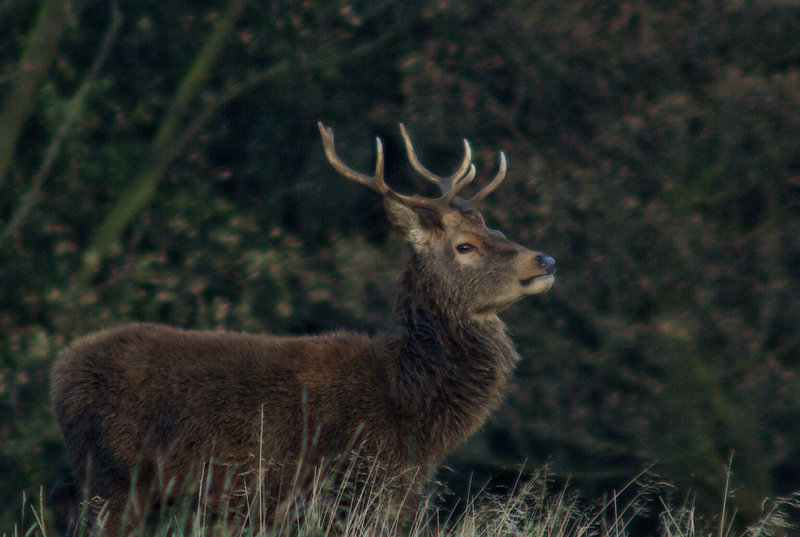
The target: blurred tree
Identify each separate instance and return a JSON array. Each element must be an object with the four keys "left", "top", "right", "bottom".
[
  {"left": 0, "top": 0, "right": 68, "bottom": 190},
  {"left": 84, "top": 0, "right": 247, "bottom": 271},
  {"left": 0, "top": 1, "right": 121, "bottom": 248}
]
